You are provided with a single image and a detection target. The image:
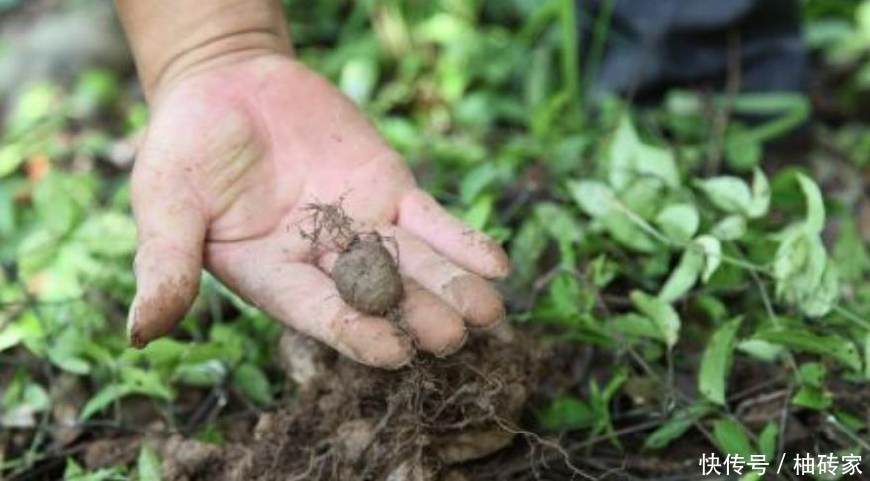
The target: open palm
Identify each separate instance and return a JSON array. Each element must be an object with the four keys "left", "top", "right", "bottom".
[{"left": 128, "top": 55, "right": 509, "bottom": 368}]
